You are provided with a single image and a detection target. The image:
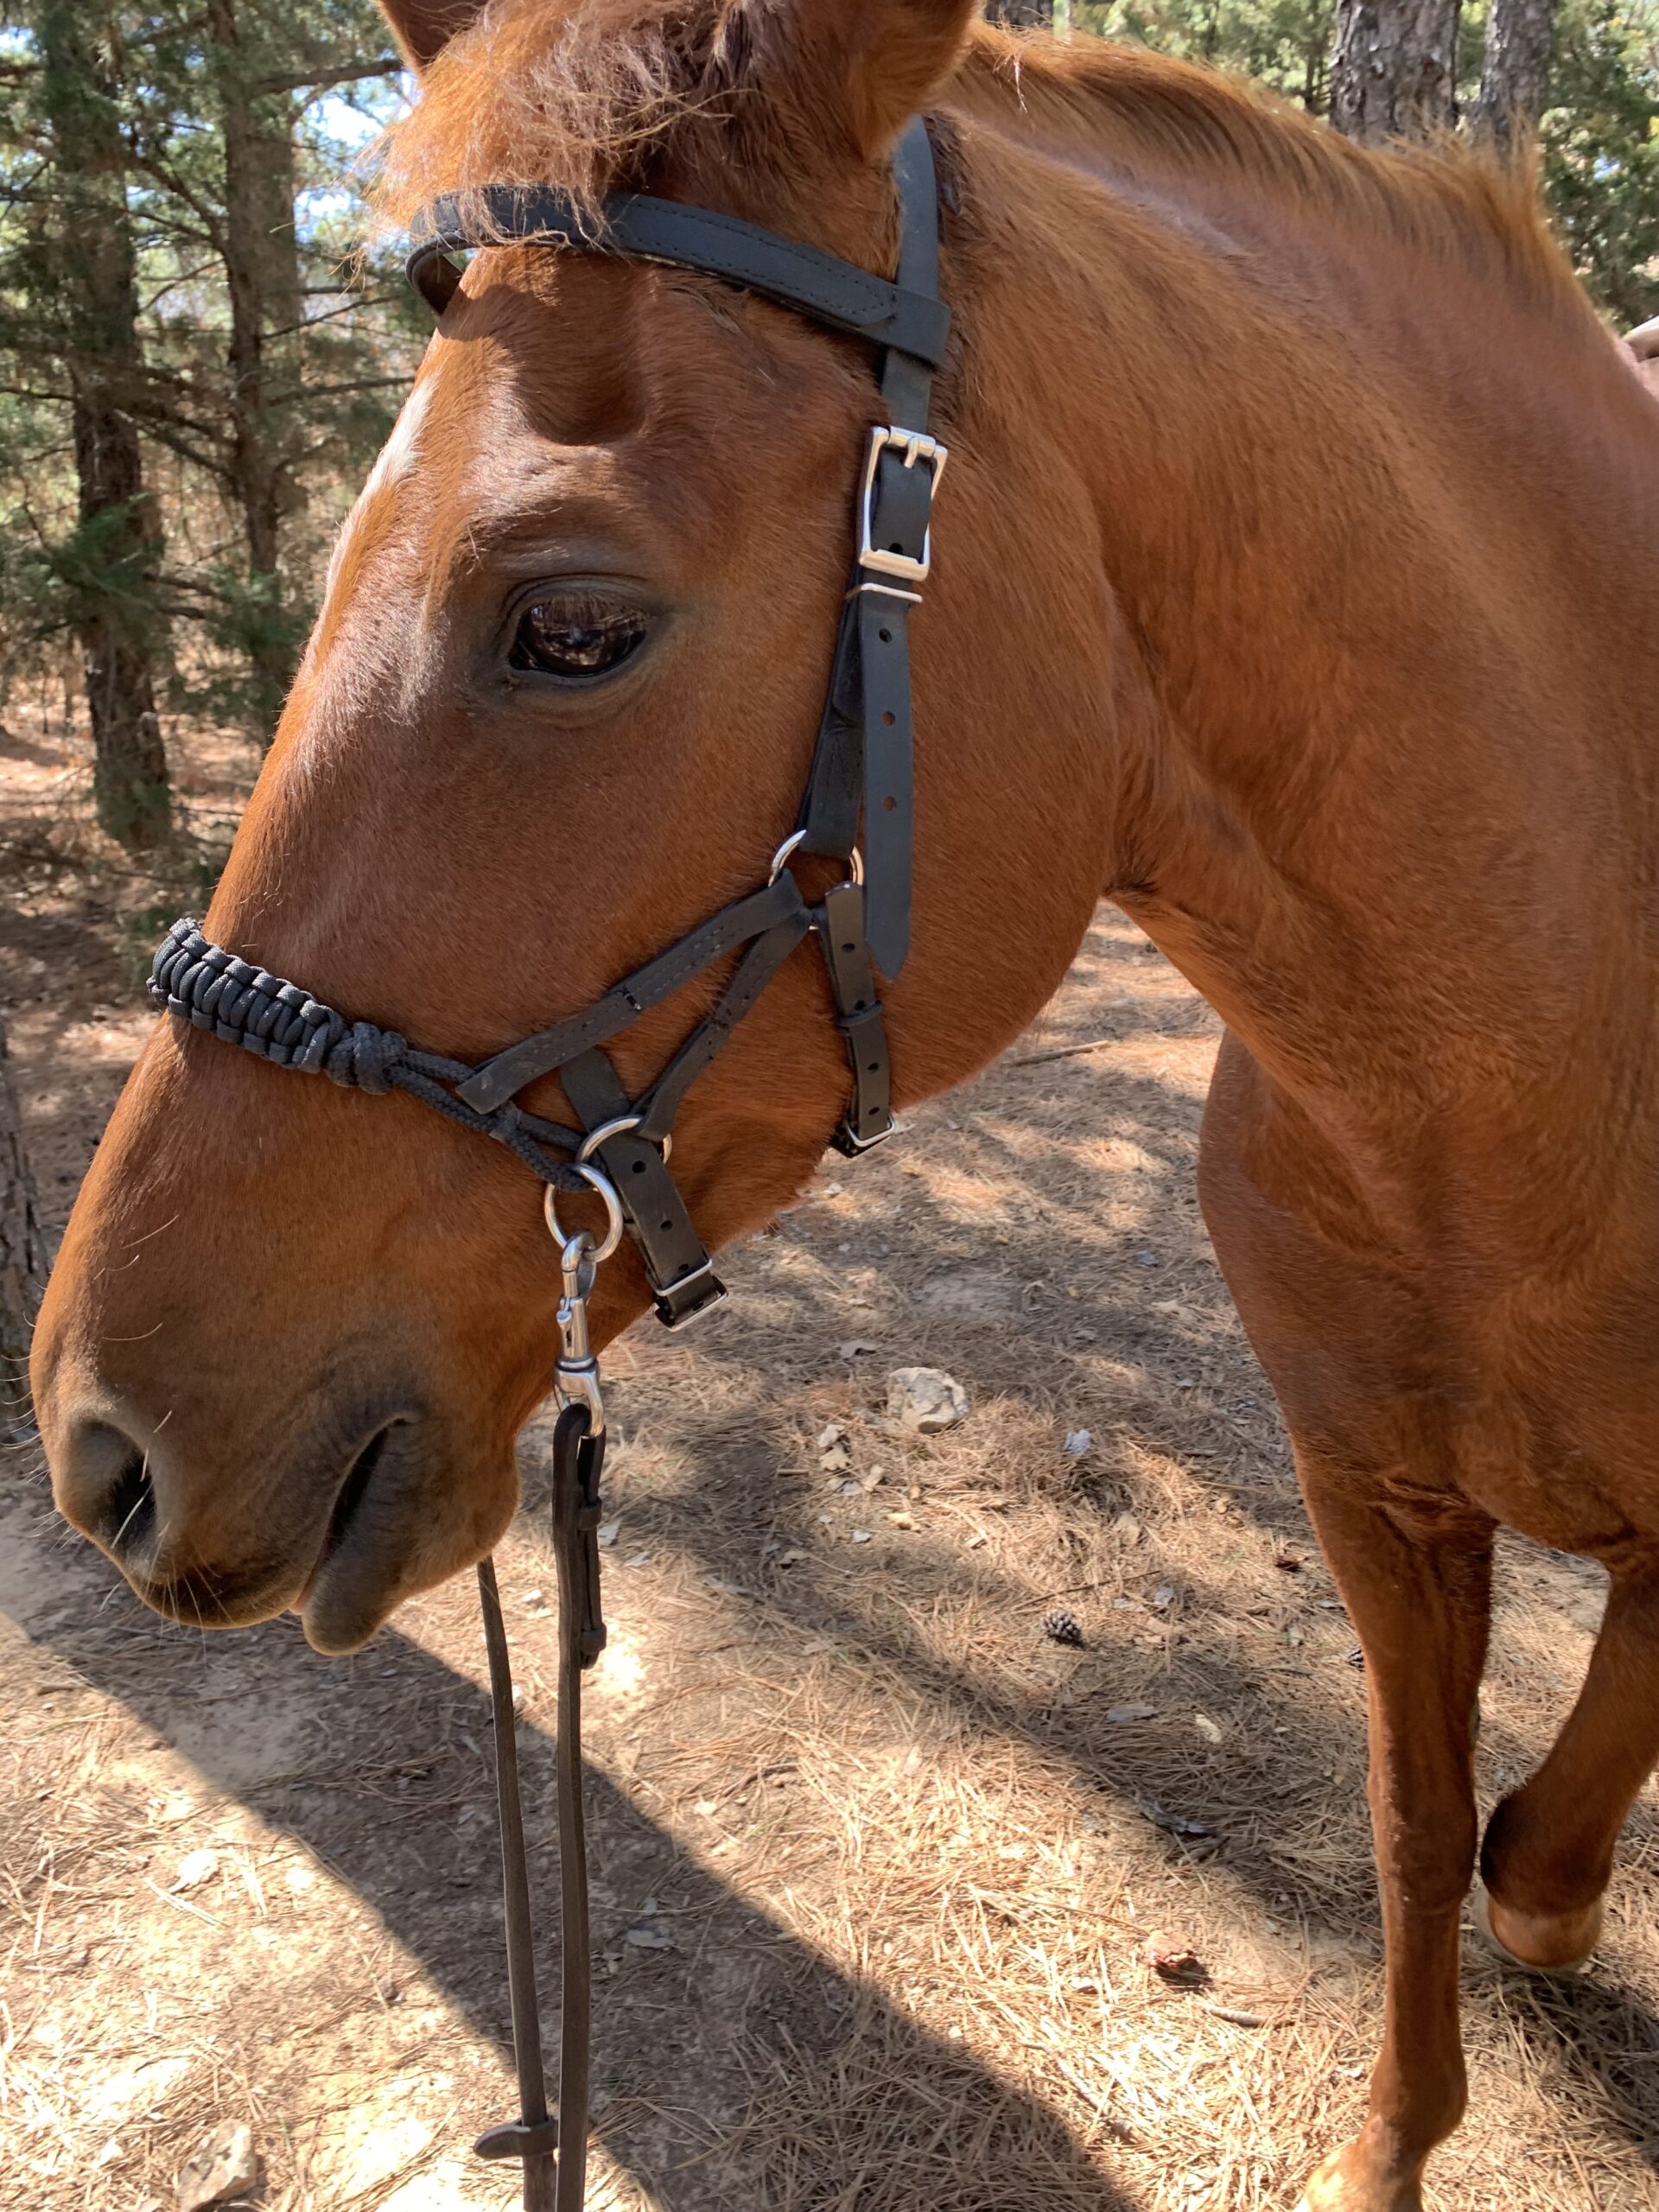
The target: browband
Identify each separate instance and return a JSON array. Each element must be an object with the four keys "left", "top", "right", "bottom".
[{"left": 408, "top": 186, "right": 951, "bottom": 367}]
